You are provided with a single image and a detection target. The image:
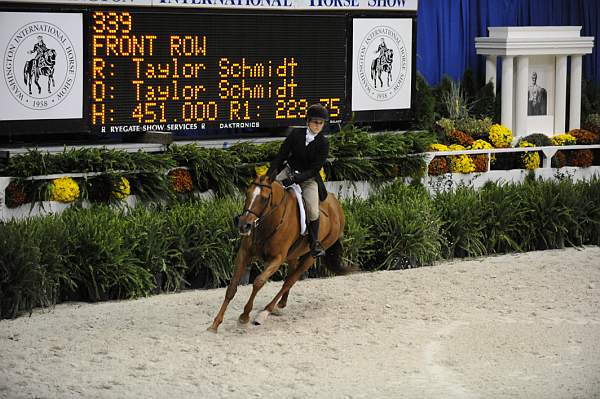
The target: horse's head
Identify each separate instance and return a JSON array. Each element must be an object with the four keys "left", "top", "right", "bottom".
[
  {"left": 45, "top": 49, "right": 56, "bottom": 65},
  {"left": 234, "top": 174, "right": 274, "bottom": 236},
  {"left": 385, "top": 48, "right": 393, "bottom": 60}
]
